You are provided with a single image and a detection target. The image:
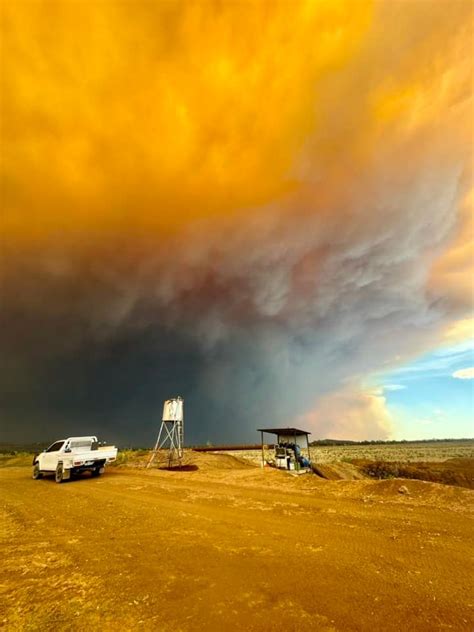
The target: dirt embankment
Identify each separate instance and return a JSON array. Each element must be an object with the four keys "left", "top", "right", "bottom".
[
  {"left": 221, "top": 445, "right": 474, "bottom": 488},
  {"left": 1, "top": 451, "right": 473, "bottom": 631},
  {"left": 312, "top": 462, "right": 367, "bottom": 481},
  {"left": 312, "top": 458, "right": 474, "bottom": 489},
  {"left": 354, "top": 458, "right": 474, "bottom": 489}
]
